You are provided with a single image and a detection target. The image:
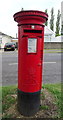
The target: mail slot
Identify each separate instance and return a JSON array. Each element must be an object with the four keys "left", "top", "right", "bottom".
[
  {"left": 24, "top": 29, "right": 42, "bottom": 33},
  {"left": 13, "top": 10, "right": 48, "bottom": 116}
]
